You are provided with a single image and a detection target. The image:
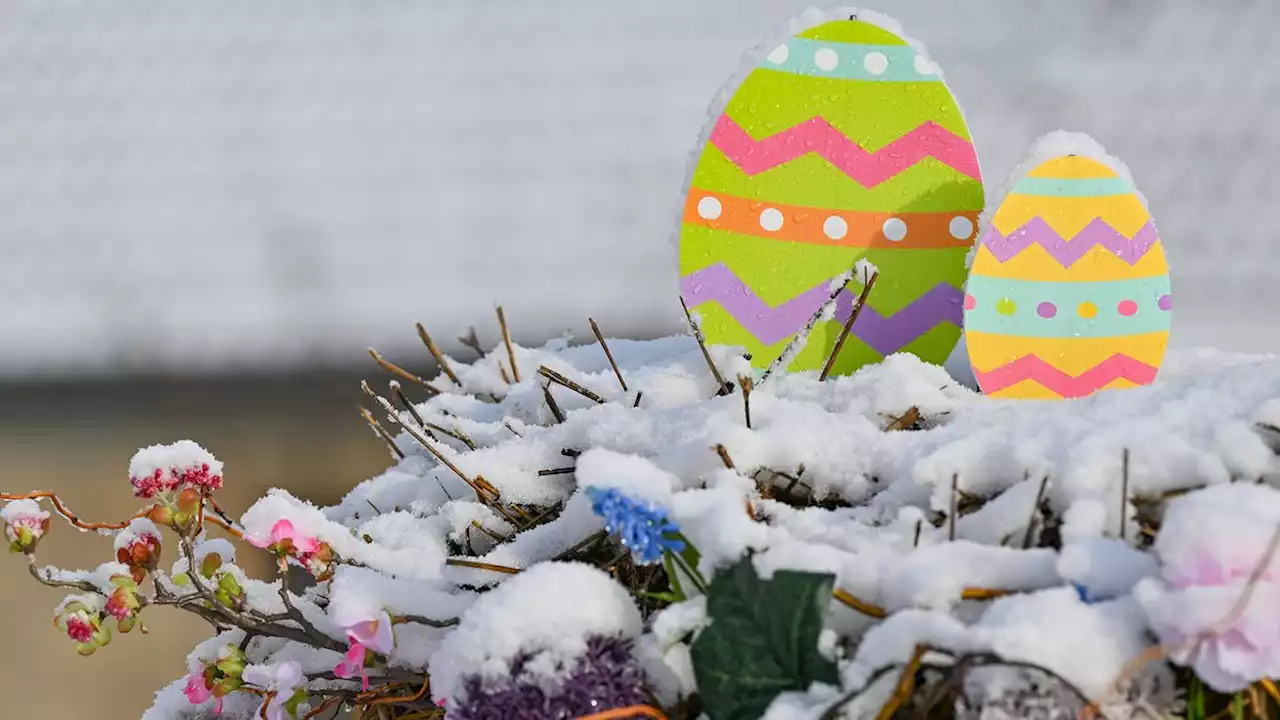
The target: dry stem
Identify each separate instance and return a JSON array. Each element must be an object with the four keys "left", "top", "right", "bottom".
[
  {"left": 496, "top": 306, "right": 521, "bottom": 383},
  {"left": 416, "top": 322, "right": 462, "bottom": 387},
  {"left": 819, "top": 271, "right": 879, "bottom": 382},
  {"left": 590, "top": 318, "right": 628, "bottom": 391},
  {"left": 538, "top": 366, "right": 605, "bottom": 404},
  {"left": 367, "top": 348, "right": 439, "bottom": 395},
  {"left": 680, "top": 296, "right": 730, "bottom": 396}
]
